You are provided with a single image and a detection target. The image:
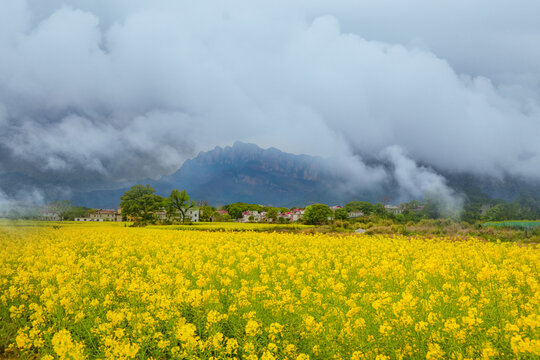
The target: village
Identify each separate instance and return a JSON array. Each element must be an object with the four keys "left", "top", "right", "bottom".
[{"left": 36, "top": 203, "right": 414, "bottom": 223}]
